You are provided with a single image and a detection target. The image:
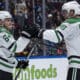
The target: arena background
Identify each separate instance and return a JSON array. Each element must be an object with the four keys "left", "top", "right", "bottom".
[{"left": 0, "top": 0, "right": 79, "bottom": 80}]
